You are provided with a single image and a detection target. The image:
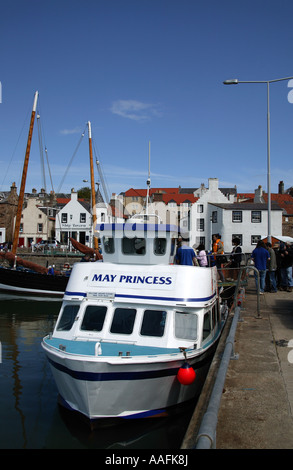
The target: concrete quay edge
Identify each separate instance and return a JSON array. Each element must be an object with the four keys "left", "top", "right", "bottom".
[{"left": 182, "top": 276, "right": 293, "bottom": 449}]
